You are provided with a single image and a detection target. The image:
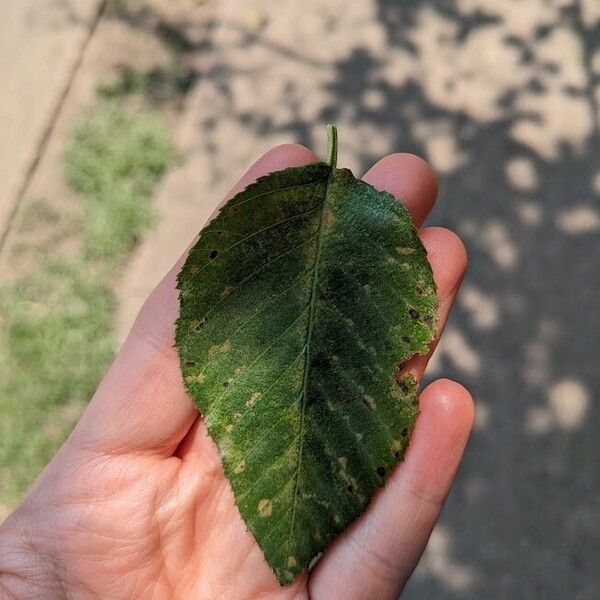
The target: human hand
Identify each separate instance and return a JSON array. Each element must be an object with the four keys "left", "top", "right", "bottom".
[{"left": 0, "top": 144, "right": 472, "bottom": 600}]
